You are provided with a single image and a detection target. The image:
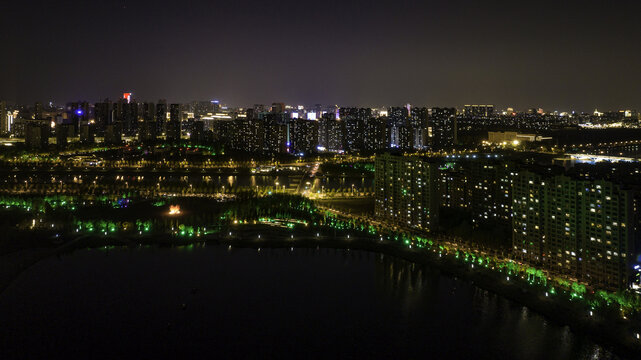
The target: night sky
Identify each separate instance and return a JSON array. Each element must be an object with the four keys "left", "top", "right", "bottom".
[{"left": 1, "top": 0, "right": 640, "bottom": 111}]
